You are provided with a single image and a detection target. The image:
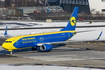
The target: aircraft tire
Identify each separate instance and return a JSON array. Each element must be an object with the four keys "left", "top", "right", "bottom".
[{"left": 32, "top": 47, "right": 36, "bottom": 51}]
